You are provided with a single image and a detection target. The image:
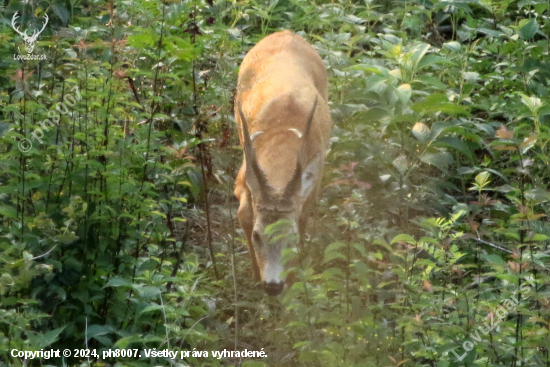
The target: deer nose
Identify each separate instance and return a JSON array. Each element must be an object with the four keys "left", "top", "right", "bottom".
[{"left": 263, "top": 281, "right": 284, "bottom": 296}]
